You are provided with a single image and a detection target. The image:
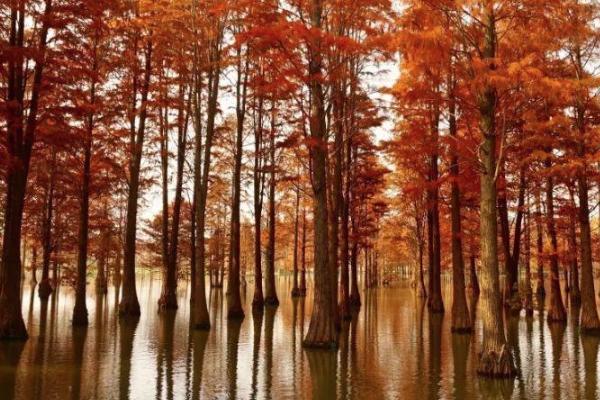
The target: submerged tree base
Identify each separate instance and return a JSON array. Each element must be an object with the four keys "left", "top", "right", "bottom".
[
  {"left": 291, "top": 288, "right": 304, "bottom": 298},
  {"left": 119, "top": 299, "right": 141, "bottom": 317},
  {"left": 38, "top": 280, "right": 53, "bottom": 300},
  {"left": 72, "top": 307, "right": 89, "bottom": 327},
  {"left": 264, "top": 296, "right": 280, "bottom": 307},
  {"left": 227, "top": 307, "right": 245, "bottom": 320},
  {"left": 0, "top": 315, "right": 28, "bottom": 341},
  {"left": 477, "top": 346, "right": 517, "bottom": 378},
  {"left": 158, "top": 293, "right": 179, "bottom": 311},
  {"left": 302, "top": 339, "right": 338, "bottom": 350}
]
